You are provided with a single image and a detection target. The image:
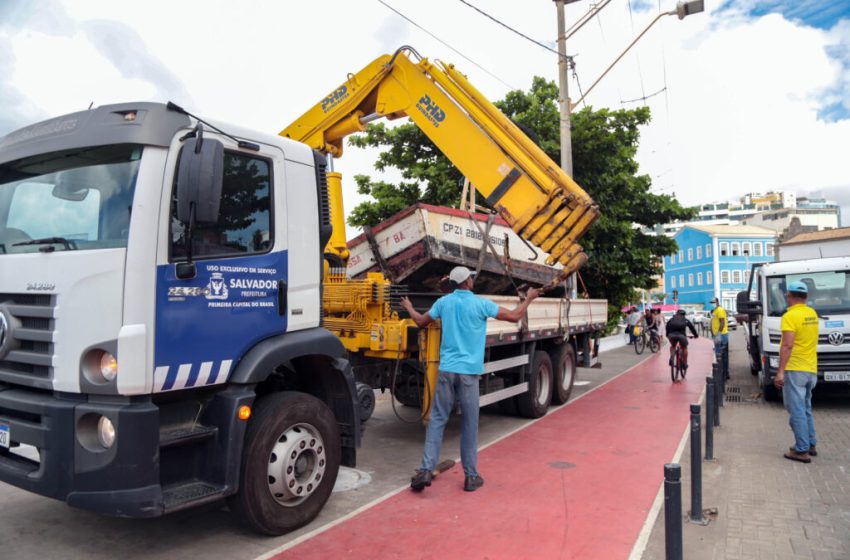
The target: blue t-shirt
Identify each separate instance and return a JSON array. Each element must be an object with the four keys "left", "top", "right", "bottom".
[{"left": 428, "top": 290, "right": 500, "bottom": 375}]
